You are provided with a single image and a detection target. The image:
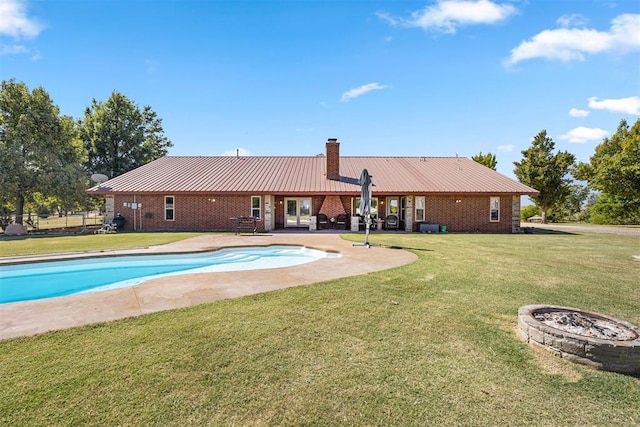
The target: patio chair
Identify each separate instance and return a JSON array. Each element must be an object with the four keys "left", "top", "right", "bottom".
[
  {"left": 335, "top": 214, "right": 348, "bottom": 230},
  {"left": 385, "top": 214, "right": 399, "bottom": 230},
  {"left": 317, "top": 213, "right": 329, "bottom": 230}
]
